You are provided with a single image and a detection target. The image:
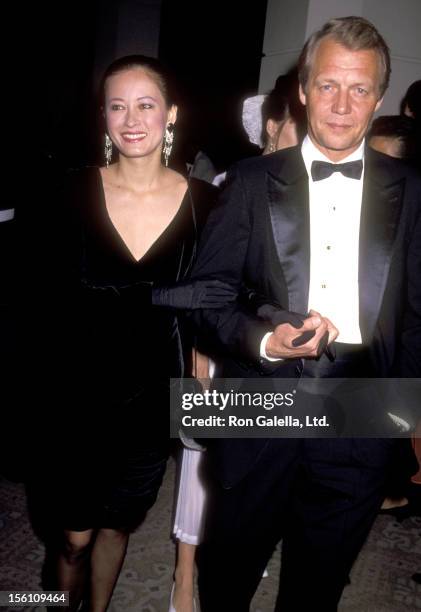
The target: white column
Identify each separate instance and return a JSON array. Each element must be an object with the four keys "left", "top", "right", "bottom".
[
  {"left": 259, "top": 0, "right": 309, "bottom": 94},
  {"left": 362, "top": 0, "right": 421, "bottom": 114}
]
